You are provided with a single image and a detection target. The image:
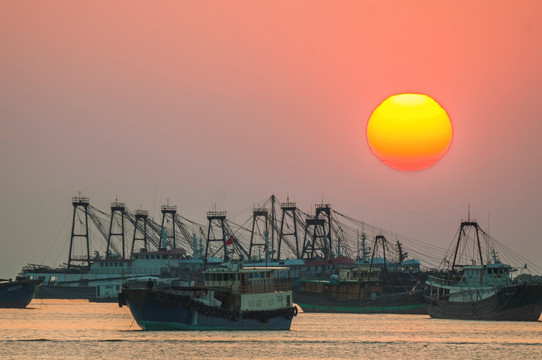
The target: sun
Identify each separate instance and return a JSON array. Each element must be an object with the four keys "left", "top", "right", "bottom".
[{"left": 367, "top": 93, "right": 452, "bottom": 171}]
